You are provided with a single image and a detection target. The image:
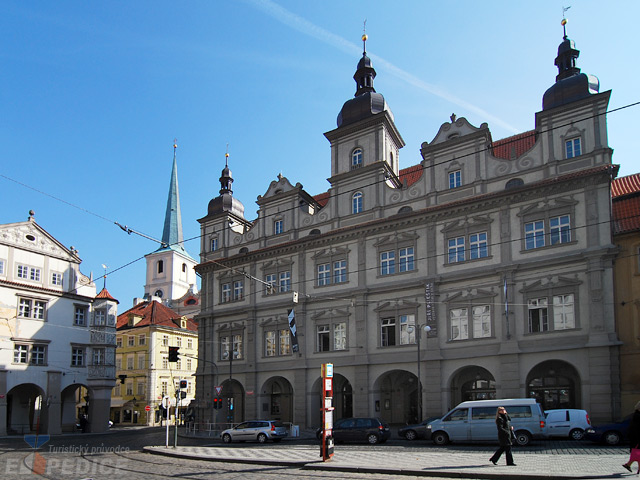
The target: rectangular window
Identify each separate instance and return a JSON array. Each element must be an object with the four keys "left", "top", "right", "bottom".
[
  {"left": 31, "top": 345, "right": 46, "bottom": 365},
  {"left": 318, "top": 263, "right": 331, "bottom": 286},
  {"left": 162, "top": 335, "right": 169, "bottom": 346},
  {"left": 114, "top": 383, "right": 121, "bottom": 396},
  {"left": 127, "top": 356, "right": 134, "bottom": 370},
  {"left": 116, "top": 336, "right": 123, "bottom": 348},
  {"left": 33, "top": 301, "right": 46, "bottom": 320},
  {"left": 139, "top": 334, "right": 146, "bottom": 346},
  {"left": 222, "top": 283, "right": 231, "bottom": 302},
  {"left": 137, "top": 381, "right": 145, "bottom": 396},
  {"left": 381, "top": 318, "right": 396, "bottom": 346},
  {"left": 14, "top": 344, "right": 28, "bottom": 363},
  {"left": 233, "top": 280, "right": 243, "bottom": 300},
  {"left": 128, "top": 336, "right": 135, "bottom": 347},
  {"left": 553, "top": 294, "right": 575, "bottom": 330},
  {"left": 265, "top": 274, "right": 276, "bottom": 295},
  {"left": 469, "top": 232, "right": 488, "bottom": 259},
  {"left": 333, "top": 260, "right": 347, "bottom": 283},
  {"left": 472, "top": 305, "right": 491, "bottom": 338},
  {"left": 72, "top": 347, "right": 85, "bottom": 367},
  {"left": 51, "top": 272, "right": 63, "bottom": 286},
  {"left": 176, "top": 359, "right": 182, "bottom": 370},
  {"left": 399, "top": 314, "right": 416, "bottom": 345},
  {"left": 450, "top": 308, "right": 469, "bottom": 341},
  {"left": 279, "top": 328, "right": 291, "bottom": 355},
  {"left": 162, "top": 357, "right": 168, "bottom": 369},
  {"left": 18, "top": 298, "right": 31, "bottom": 318},
  {"left": 176, "top": 337, "right": 182, "bottom": 347},
  {"left": 448, "top": 237, "right": 465, "bottom": 263},
  {"left": 221, "top": 334, "right": 243, "bottom": 360},
  {"left": 138, "top": 354, "right": 145, "bottom": 369},
  {"left": 380, "top": 251, "right": 395, "bottom": 275},
  {"left": 116, "top": 357, "right": 122, "bottom": 370},
  {"left": 565, "top": 138, "right": 581, "bottom": 159},
  {"left": 399, "top": 247, "right": 415, "bottom": 272},
  {"left": 94, "top": 310, "right": 106, "bottom": 326},
  {"left": 18, "top": 265, "right": 42, "bottom": 282},
  {"left": 265, "top": 330, "right": 276, "bottom": 356},
  {"left": 333, "top": 322, "right": 347, "bottom": 351},
  {"left": 161, "top": 381, "right": 168, "bottom": 397},
  {"left": 550, "top": 215, "right": 571, "bottom": 245},
  {"left": 18, "top": 298, "right": 46, "bottom": 320},
  {"left": 210, "top": 237, "right": 218, "bottom": 252},
  {"left": 449, "top": 170, "right": 461, "bottom": 189},
  {"left": 525, "top": 221, "right": 545, "bottom": 250},
  {"left": 186, "top": 359, "right": 192, "bottom": 370},
  {"left": 187, "top": 338, "right": 193, "bottom": 349},
  {"left": 528, "top": 298, "right": 549, "bottom": 333},
  {"left": 274, "top": 219, "right": 283, "bottom": 235},
  {"left": 317, "top": 325, "right": 330, "bottom": 352},
  {"left": 126, "top": 382, "right": 133, "bottom": 396},
  {"left": 0, "top": 259, "right": 4, "bottom": 275},
  {"left": 74, "top": 307, "right": 86, "bottom": 326},
  {"left": 279, "top": 271, "right": 291, "bottom": 292}
]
